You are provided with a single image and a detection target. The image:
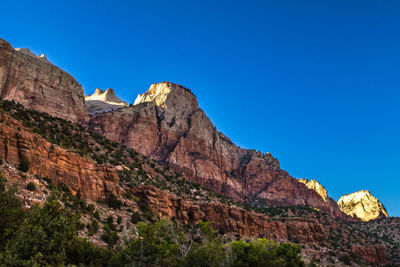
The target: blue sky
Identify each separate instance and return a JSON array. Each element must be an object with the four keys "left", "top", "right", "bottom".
[{"left": 1, "top": 0, "right": 400, "bottom": 216}]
